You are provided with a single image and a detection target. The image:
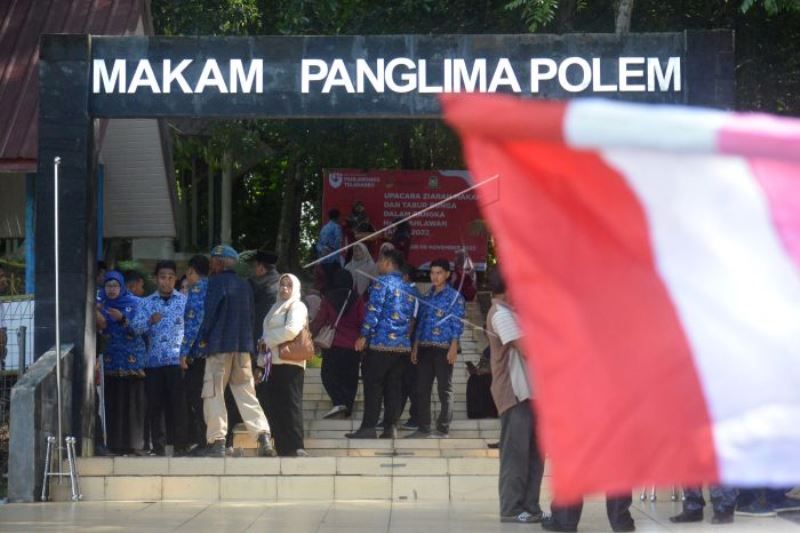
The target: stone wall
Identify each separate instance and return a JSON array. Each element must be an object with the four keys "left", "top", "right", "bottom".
[{"left": 8, "top": 344, "right": 74, "bottom": 502}]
